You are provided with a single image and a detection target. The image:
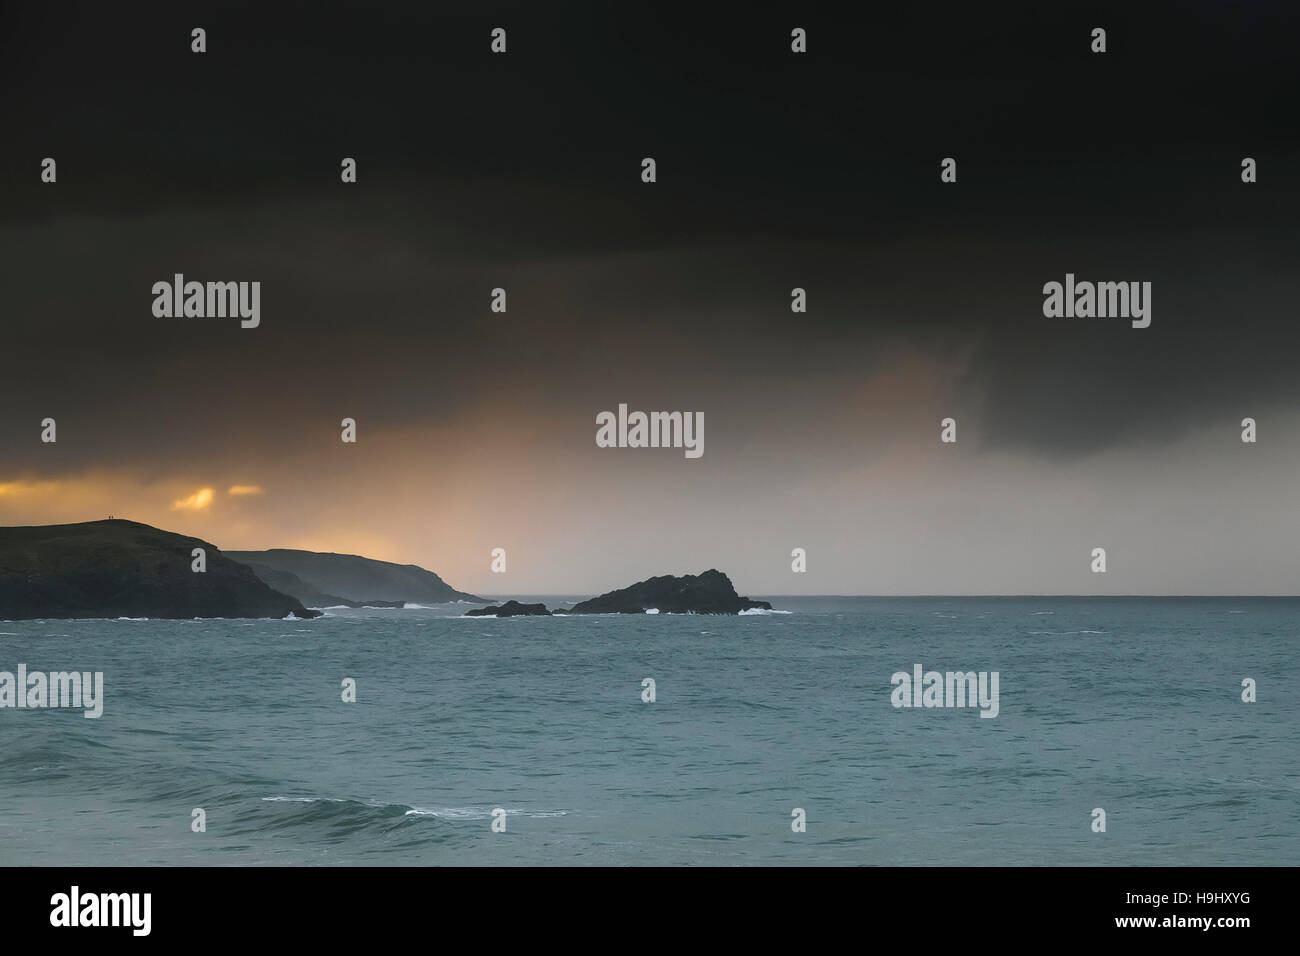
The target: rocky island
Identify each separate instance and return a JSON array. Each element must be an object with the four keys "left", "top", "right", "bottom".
[
  {"left": 464, "top": 600, "right": 552, "bottom": 617},
  {"left": 0, "top": 519, "right": 319, "bottom": 620},
  {"left": 565, "top": 569, "right": 772, "bottom": 614},
  {"left": 462, "top": 570, "right": 773, "bottom": 617}
]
